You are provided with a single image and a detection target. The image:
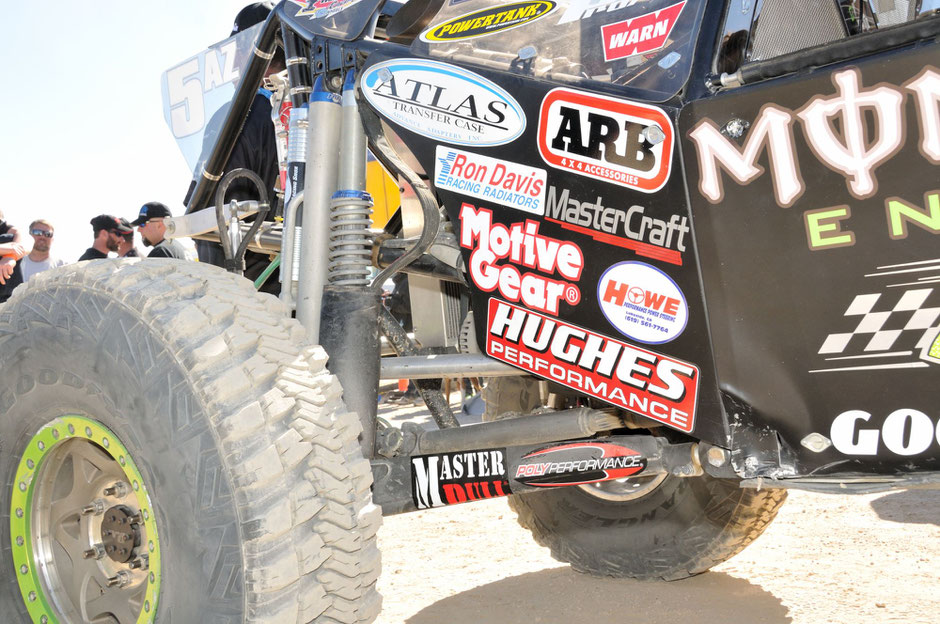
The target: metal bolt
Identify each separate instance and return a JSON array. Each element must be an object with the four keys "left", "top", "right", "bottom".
[
  {"left": 328, "top": 74, "right": 343, "bottom": 90},
  {"left": 641, "top": 124, "right": 666, "bottom": 145},
  {"left": 81, "top": 500, "right": 105, "bottom": 516},
  {"left": 706, "top": 446, "right": 730, "bottom": 468},
  {"left": 83, "top": 544, "right": 105, "bottom": 560},
  {"left": 801, "top": 433, "right": 832, "bottom": 453},
  {"left": 722, "top": 118, "right": 750, "bottom": 139},
  {"left": 517, "top": 45, "right": 537, "bottom": 60},
  {"left": 129, "top": 555, "right": 149, "bottom": 571},
  {"left": 103, "top": 482, "right": 128, "bottom": 498},
  {"left": 106, "top": 571, "right": 130, "bottom": 588},
  {"left": 744, "top": 456, "right": 759, "bottom": 472}
]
